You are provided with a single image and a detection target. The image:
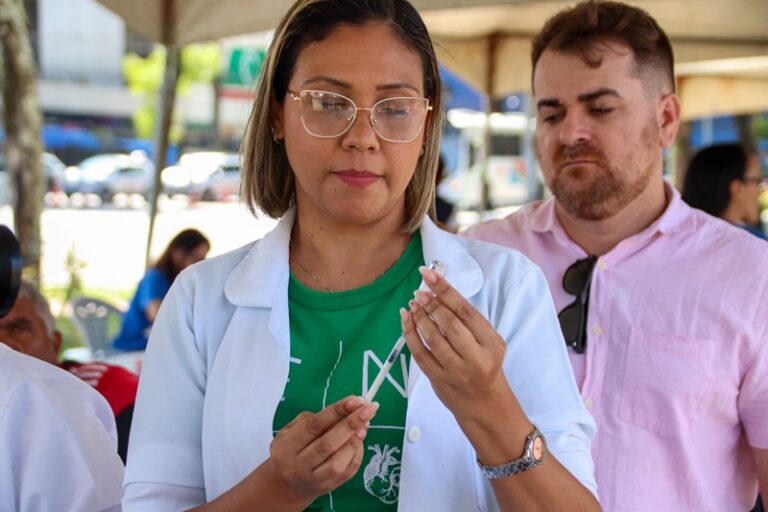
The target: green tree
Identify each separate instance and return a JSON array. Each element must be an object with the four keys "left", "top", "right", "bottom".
[{"left": 123, "top": 44, "right": 221, "bottom": 141}]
